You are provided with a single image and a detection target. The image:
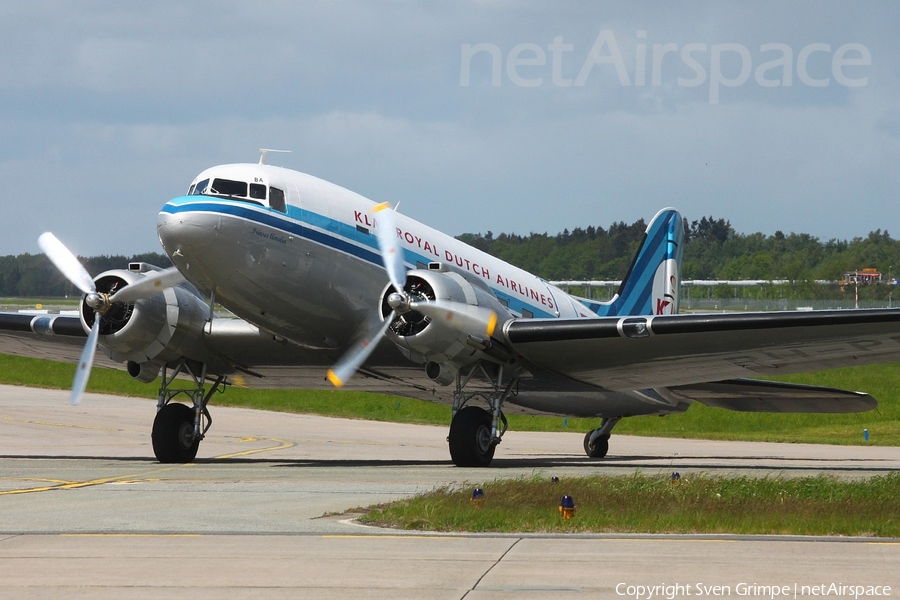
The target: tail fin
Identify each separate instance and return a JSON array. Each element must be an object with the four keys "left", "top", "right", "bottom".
[{"left": 587, "top": 208, "right": 684, "bottom": 317}]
